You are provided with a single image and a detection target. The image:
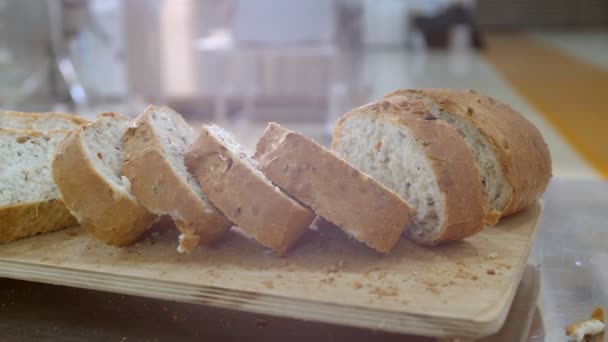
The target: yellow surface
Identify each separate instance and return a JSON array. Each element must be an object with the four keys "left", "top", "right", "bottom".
[{"left": 484, "top": 34, "right": 608, "bottom": 178}]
